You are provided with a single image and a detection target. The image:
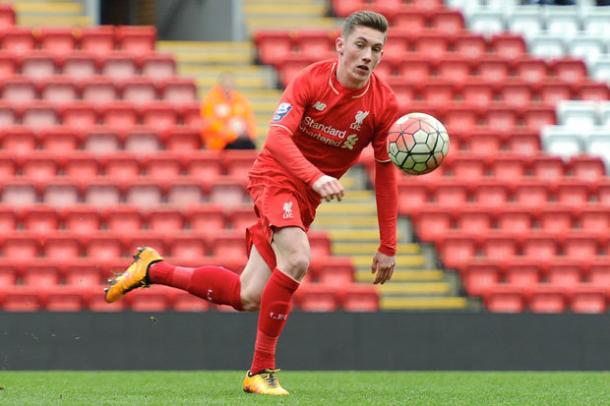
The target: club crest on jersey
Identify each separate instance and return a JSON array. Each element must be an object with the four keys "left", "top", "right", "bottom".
[
  {"left": 350, "top": 110, "right": 369, "bottom": 131},
  {"left": 313, "top": 101, "right": 326, "bottom": 111},
  {"left": 282, "top": 201, "right": 293, "bottom": 219},
  {"left": 272, "top": 102, "right": 292, "bottom": 122}
]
